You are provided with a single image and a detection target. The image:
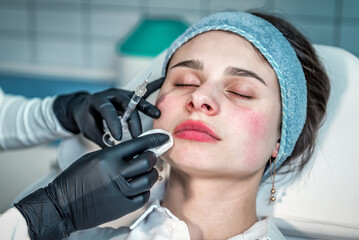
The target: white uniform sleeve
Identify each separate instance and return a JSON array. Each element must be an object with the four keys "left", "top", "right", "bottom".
[
  {"left": 0, "top": 88, "right": 73, "bottom": 150},
  {"left": 0, "top": 207, "right": 30, "bottom": 240}
]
